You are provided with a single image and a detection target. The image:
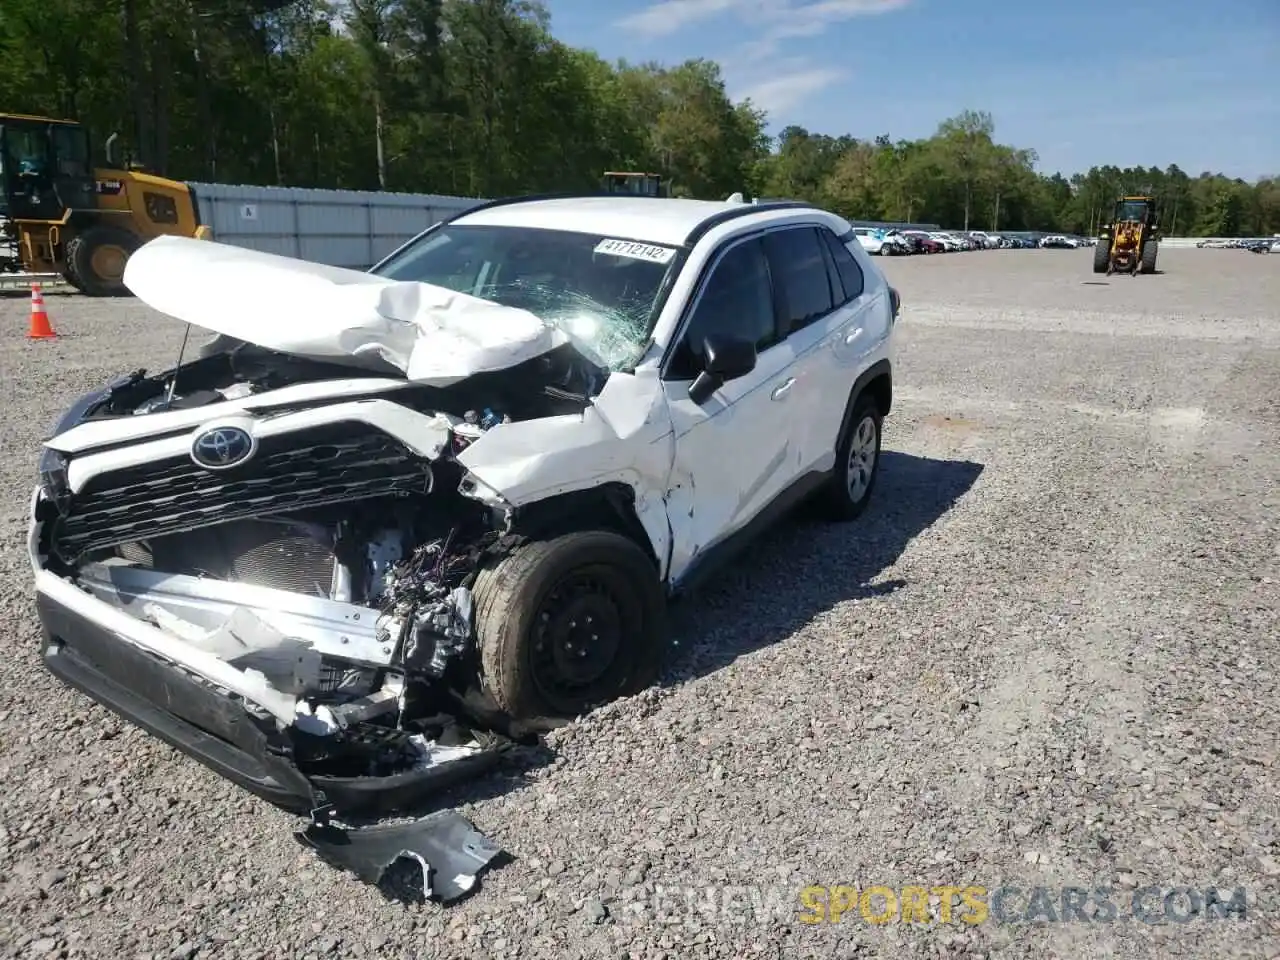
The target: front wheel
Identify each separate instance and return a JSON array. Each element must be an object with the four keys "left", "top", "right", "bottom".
[
  {"left": 1093, "top": 241, "right": 1110, "bottom": 274},
  {"left": 1140, "top": 240, "right": 1158, "bottom": 274},
  {"left": 819, "top": 394, "right": 883, "bottom": 522},
  {"left": 65, "top": 225, "right": 141, "bottom": 296},
  {"left": 472, "top": 530, "right": 665, "bottom": 728}
]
